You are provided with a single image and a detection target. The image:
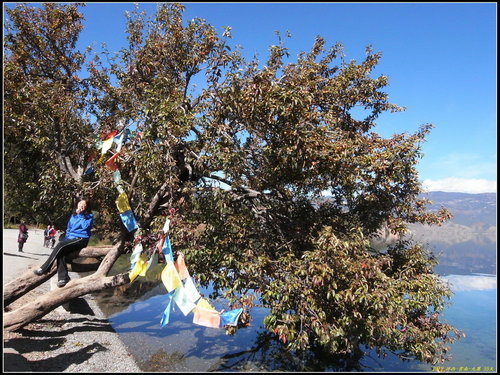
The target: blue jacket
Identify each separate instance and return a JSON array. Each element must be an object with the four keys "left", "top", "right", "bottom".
[{"left": 65, "top": 213, "right": 93, "bottom": 240}]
